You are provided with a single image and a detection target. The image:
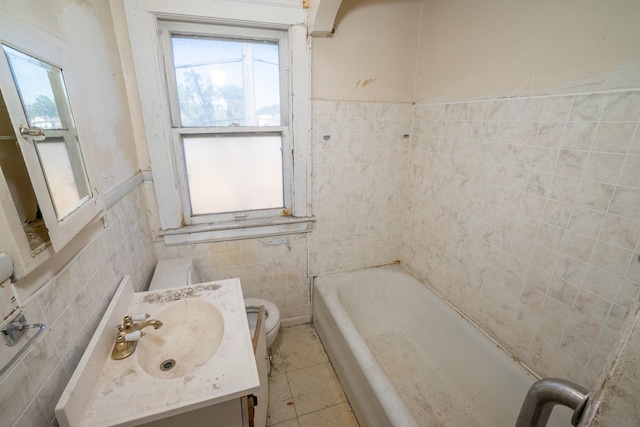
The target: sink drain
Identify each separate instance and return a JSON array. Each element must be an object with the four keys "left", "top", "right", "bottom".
[{"left": 160, "top": 359, "right": 176, "bottom": 371}]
